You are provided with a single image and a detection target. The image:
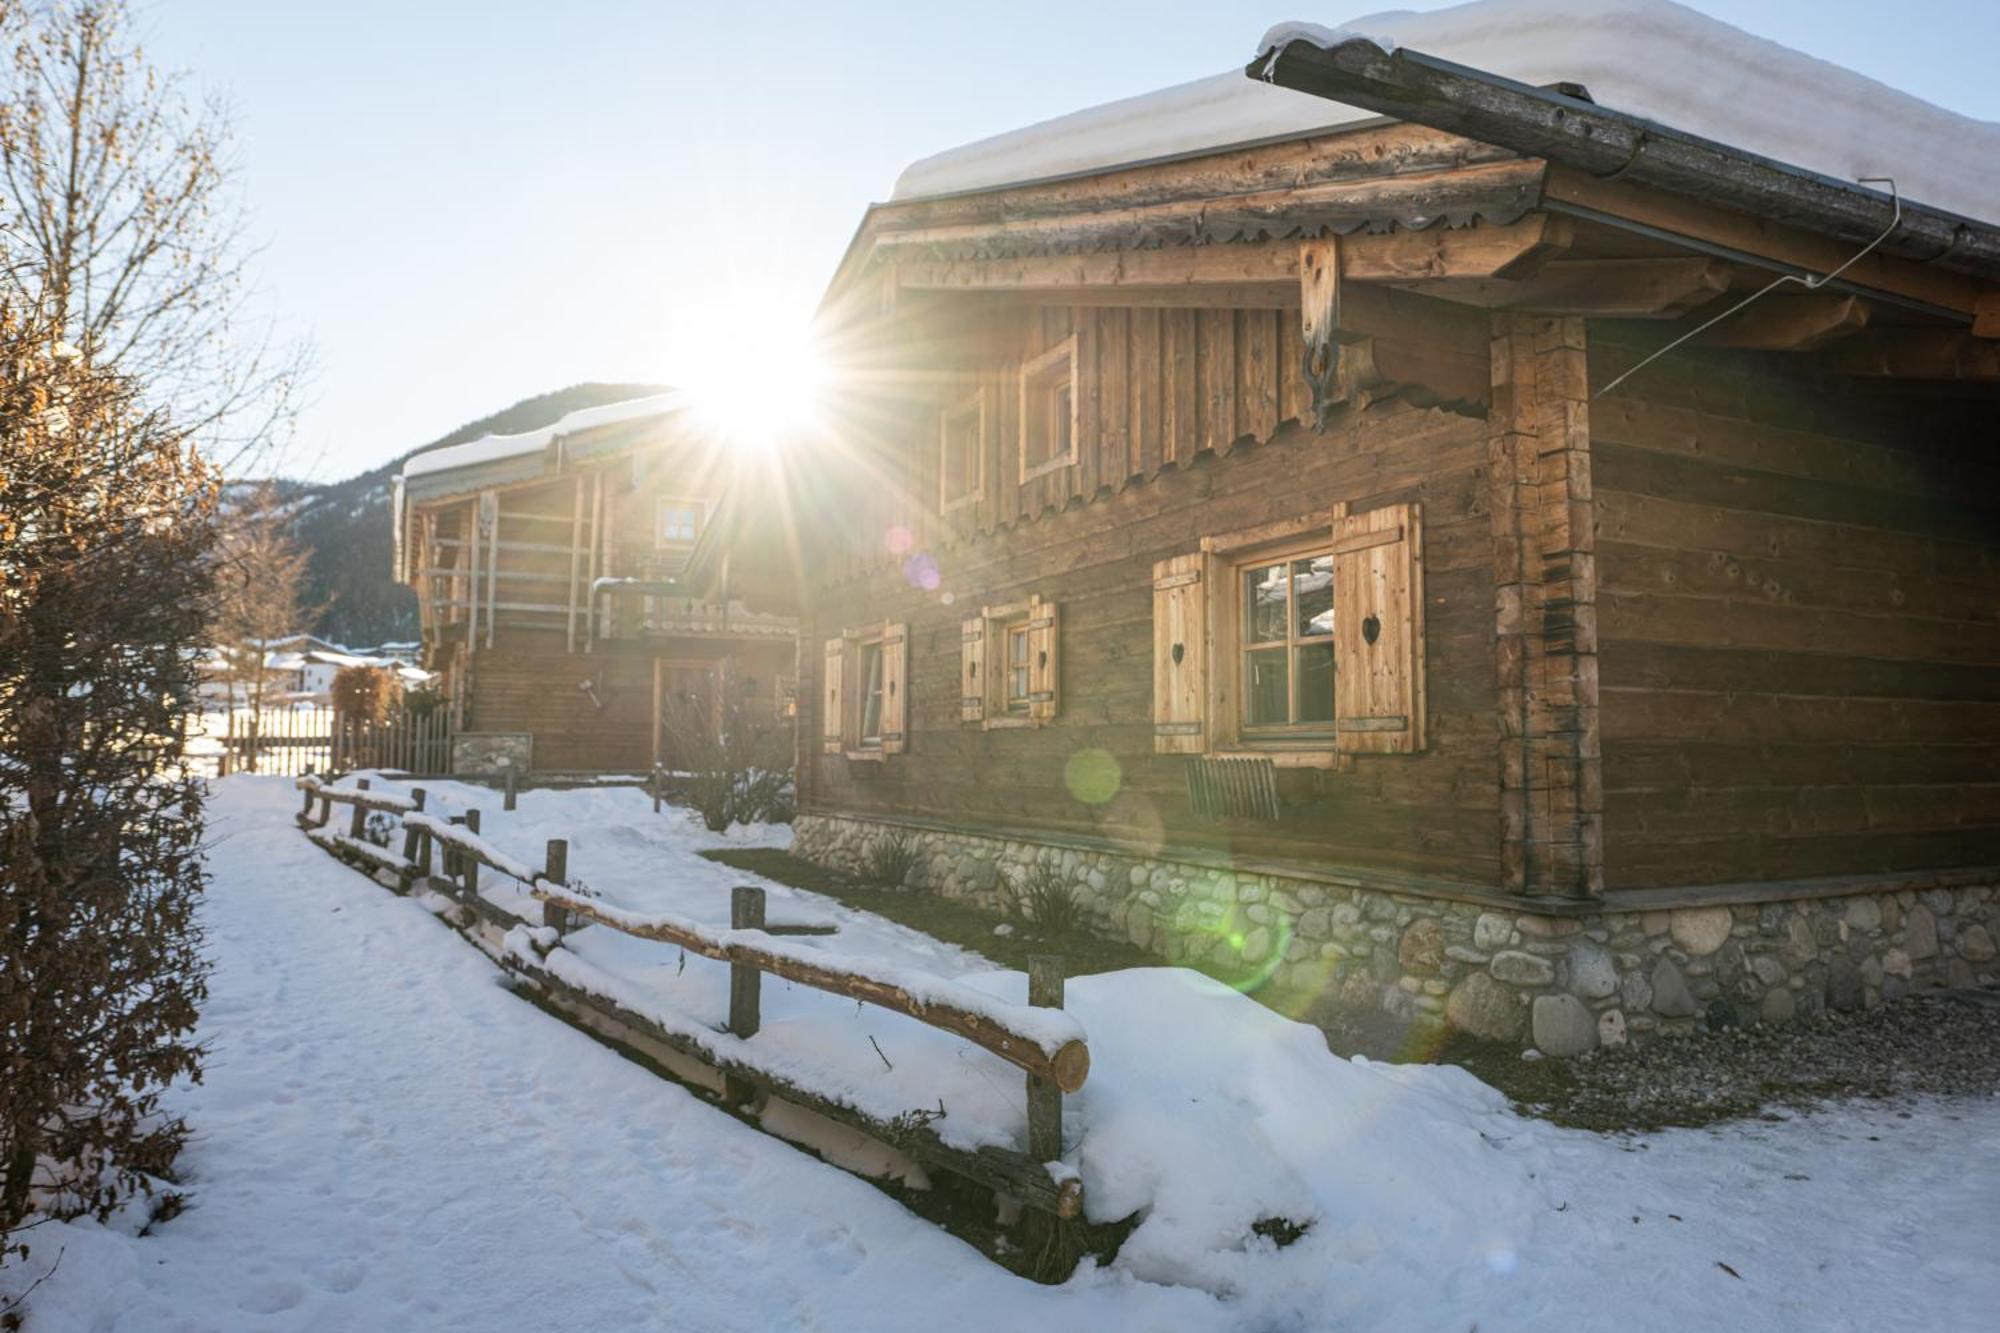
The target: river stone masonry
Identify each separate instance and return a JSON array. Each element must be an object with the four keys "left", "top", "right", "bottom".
[{"left": 793, "top": 815, "right": 2000, "bottom": 1057}]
